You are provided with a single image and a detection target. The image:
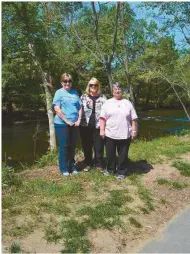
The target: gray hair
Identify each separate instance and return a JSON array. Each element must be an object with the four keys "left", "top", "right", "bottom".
[{"left": 111, "top": 82, "right": 122, "bottom": 90}]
